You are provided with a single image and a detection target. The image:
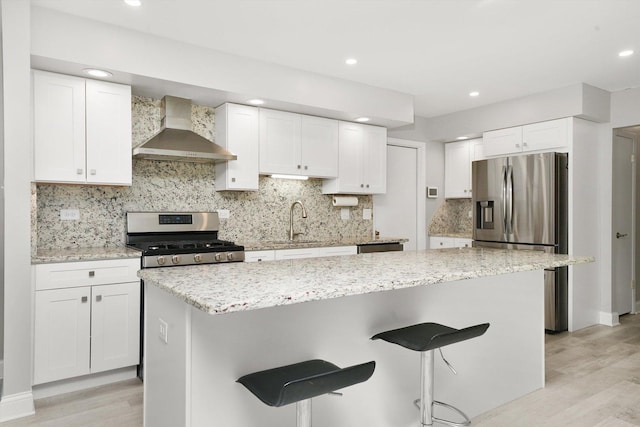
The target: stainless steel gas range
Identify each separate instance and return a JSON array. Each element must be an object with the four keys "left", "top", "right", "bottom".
[{"left": 126, "top": 211, "right": 245, "bottom": 268}]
